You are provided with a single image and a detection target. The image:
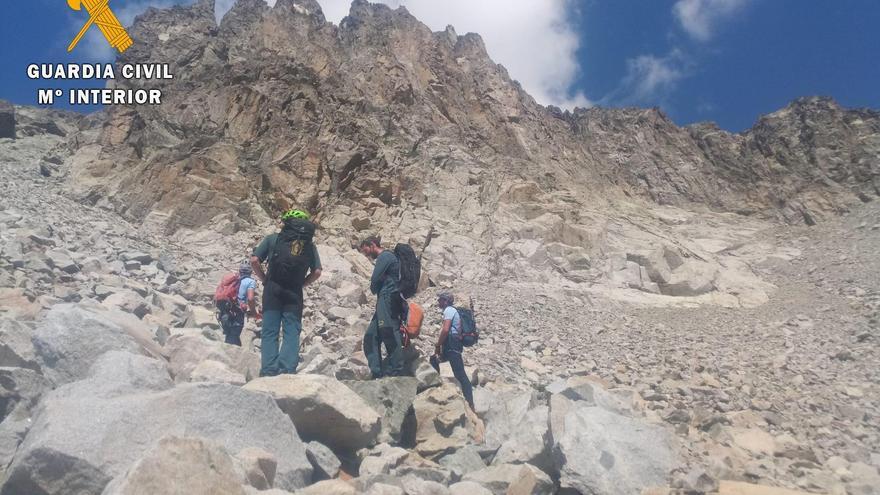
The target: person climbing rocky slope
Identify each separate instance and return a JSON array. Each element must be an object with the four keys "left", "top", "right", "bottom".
[{"left": 0, "top": 0, "right": 878, "bottom": 493}]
